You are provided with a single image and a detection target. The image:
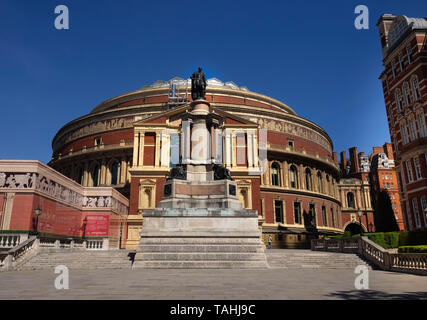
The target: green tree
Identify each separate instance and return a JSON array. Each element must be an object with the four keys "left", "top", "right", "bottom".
[{"left": 374, "top": 189, "right": 399, "bottom": 232}]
